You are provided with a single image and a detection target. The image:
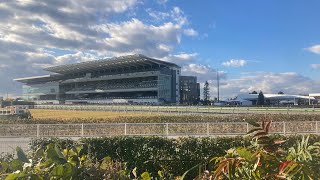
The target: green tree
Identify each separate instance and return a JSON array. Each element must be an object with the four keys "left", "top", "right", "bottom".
[
  {"left": 257, "top": 91, "right": 265, "bottom": 105},
  {"left": 203, "top": 81, "right": 210, "bottom": 105}
]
